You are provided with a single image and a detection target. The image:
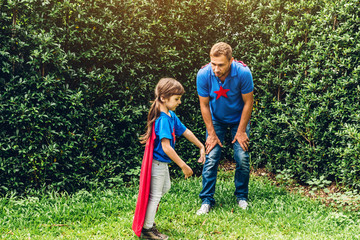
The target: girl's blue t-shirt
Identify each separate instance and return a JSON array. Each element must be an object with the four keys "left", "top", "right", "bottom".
[{"left": 153, "top": 111, "right": 187, "bottom": 163}]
